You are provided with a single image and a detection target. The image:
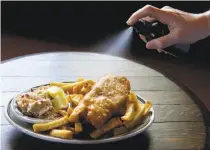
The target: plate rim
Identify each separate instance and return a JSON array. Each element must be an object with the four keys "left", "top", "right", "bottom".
[{"left": 4, "top": 82, "right": 155, "bottom": 144}]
